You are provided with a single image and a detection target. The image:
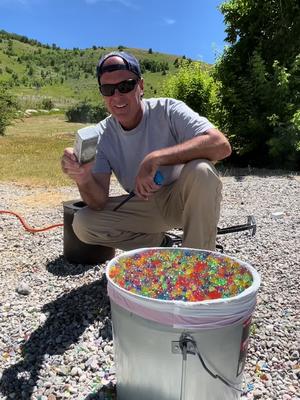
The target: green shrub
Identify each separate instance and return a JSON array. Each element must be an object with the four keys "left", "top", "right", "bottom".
[
  {"left": 0, "top": 85, "right": 18, "bottom": 135},
  {"left": 66, "top": 101, "right": 108, "bottom": 123},
  {"left": 162, "top": 61, "right": 217, "bottom": 122},
  {"left": 40, "top": 98, "right": 54, "bottom": 110}
]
